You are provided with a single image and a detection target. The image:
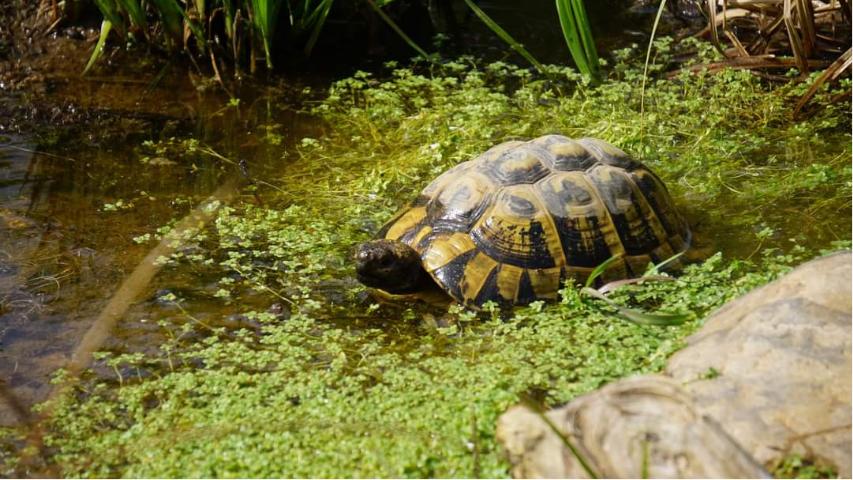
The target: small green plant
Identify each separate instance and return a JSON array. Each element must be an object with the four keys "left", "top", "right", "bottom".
[
  {"left": 772, "top": 454, "right": 838, "bottom": 479},
  {"left": 7, "top": 42, "right": 850, "bottom": 477}
]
